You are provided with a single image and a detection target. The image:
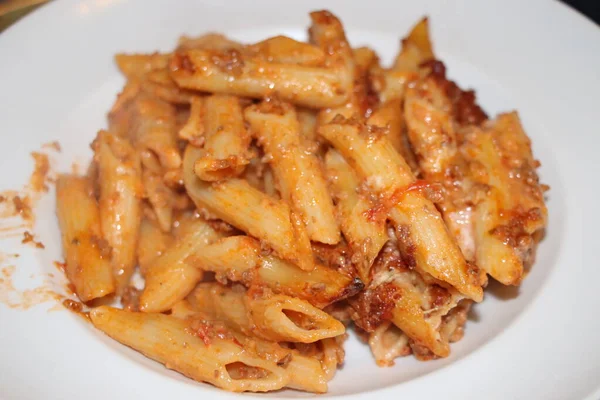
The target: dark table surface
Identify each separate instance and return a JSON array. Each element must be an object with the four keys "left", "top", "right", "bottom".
[{"left": 563, "top": 0, "right": 600, "bottom": 25}]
